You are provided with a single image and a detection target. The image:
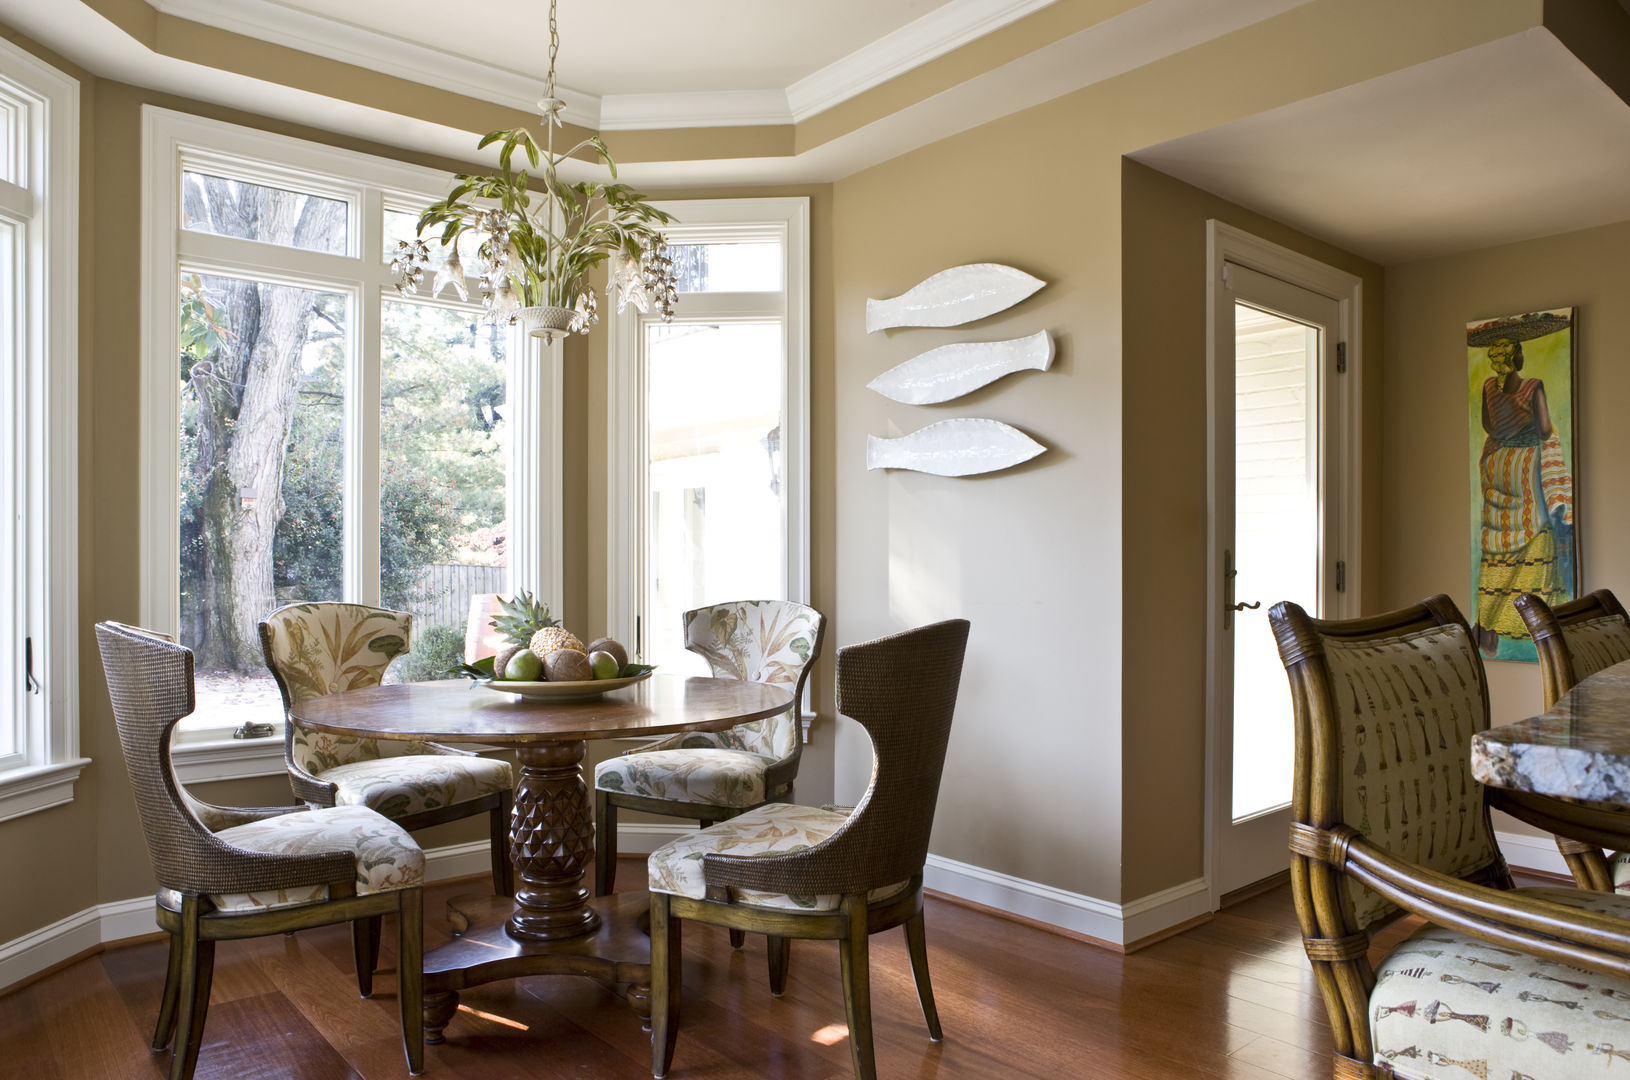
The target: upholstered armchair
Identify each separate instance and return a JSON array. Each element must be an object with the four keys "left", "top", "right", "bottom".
[
  {"left": 259, "top": 602, "right": 514, "bottom": 899},
  {"left": 95, "top": 621, "right": 425, "bottom": 1080},
  {"left": 647, "top": 618, "right": 969, "bottom": 1080},
  {"left": 1273, "top": 595, "right": 1630, "bottom": 1080},
  {"left": 1513, "top": 588, "right": 1630, "bottom": 891},
  {"left": 593, "top": 599, "right": 826, "bottom": 897}
]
